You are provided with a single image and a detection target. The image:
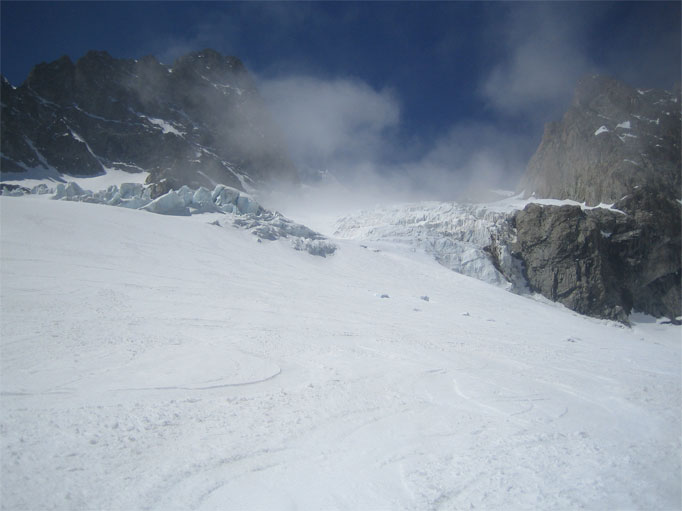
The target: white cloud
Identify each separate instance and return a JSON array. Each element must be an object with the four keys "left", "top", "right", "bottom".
[
  {"left": 259, "top": 73, "right": 538, "bottom": 203},
  {"left": 259, "top": 76, "right": 400, "bottom": 172},
  {"left": 480, "top": 5, "right": 594, "bottom": 120},
  {"left": 399, "top": 121, "right": 536, "bottom": 200},
  {"left": 257, "top": 3, "right": 680, "bottom": 206}
]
